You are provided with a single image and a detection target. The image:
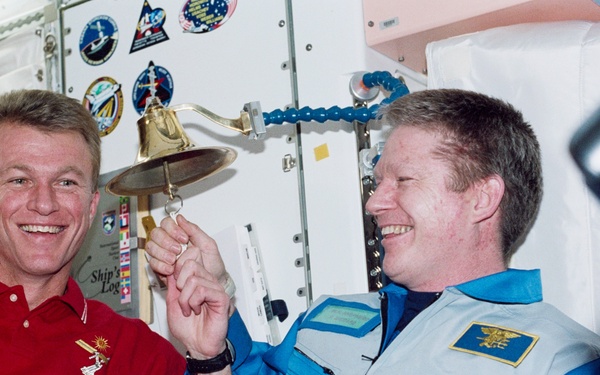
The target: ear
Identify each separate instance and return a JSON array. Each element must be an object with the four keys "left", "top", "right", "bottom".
[
  {"left": 471, "top": 174, "right": 505, "bottom": 223},
  {"left": 88, "top": 190, "right": 101, "bottom": 227}
]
